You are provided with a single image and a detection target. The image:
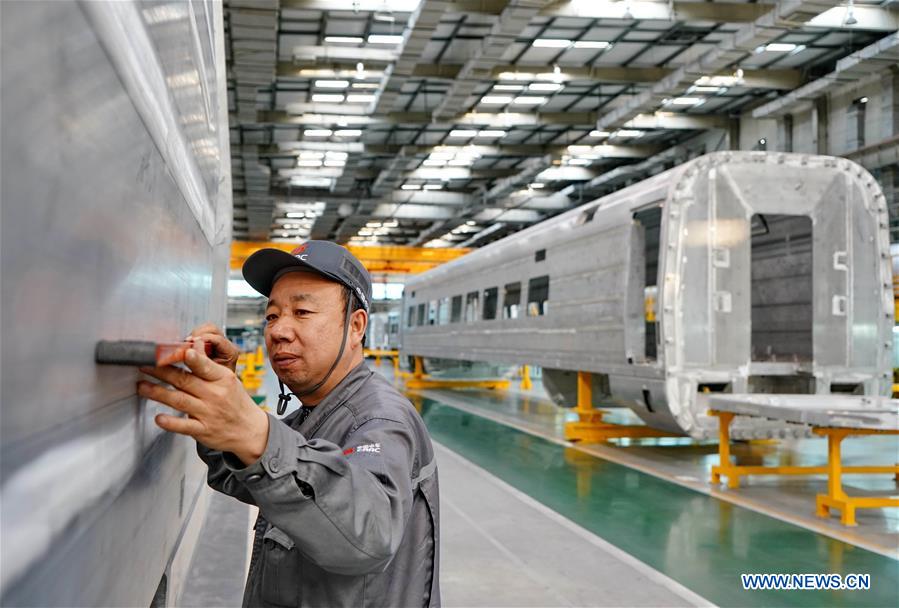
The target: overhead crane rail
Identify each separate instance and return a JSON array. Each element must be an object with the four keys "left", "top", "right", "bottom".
[{"left": 232, "top": 242, "right": 470, "bottom": 276}]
